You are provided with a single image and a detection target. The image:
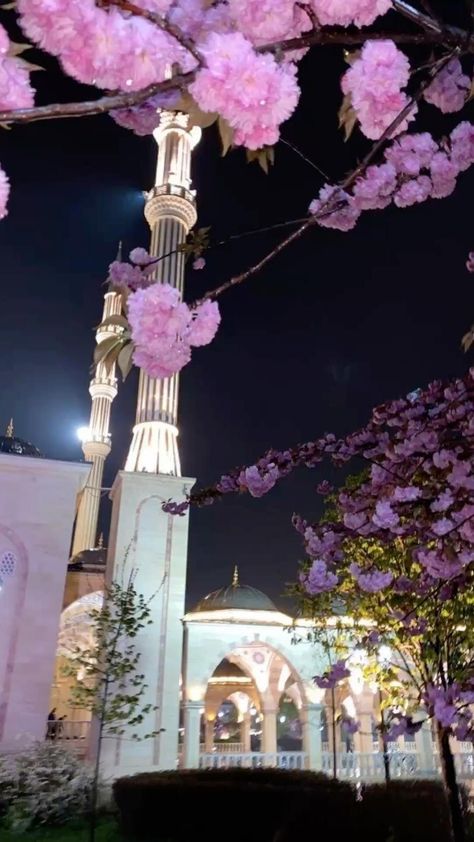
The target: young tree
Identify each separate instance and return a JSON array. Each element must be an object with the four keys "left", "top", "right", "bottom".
[
  {"left": 63, "top": 575, "right": 158, "bottom": 842},
  {"left": 0, "top": 2, "right": 472, "bottom": 381}
]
